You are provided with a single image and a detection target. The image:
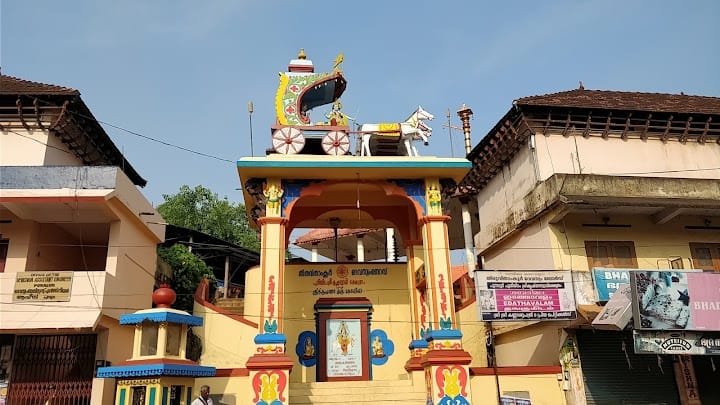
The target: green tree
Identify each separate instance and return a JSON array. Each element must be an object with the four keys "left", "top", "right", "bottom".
[
  {"left": 157, "top": 244, "right": 216, "bottom": 313},
  {"left": 157, "top": 185, "right": 260, "bottom": 251}
]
